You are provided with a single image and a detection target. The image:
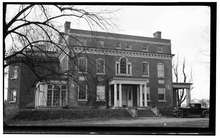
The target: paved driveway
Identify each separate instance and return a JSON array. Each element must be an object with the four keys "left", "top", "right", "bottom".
[{"left": 7, "top": 117, "right": 209, "bottom": 127}]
